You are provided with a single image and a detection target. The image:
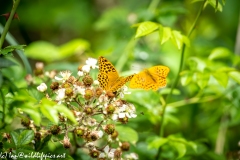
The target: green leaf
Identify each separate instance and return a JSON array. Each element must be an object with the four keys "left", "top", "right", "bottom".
[
  {"left": 180, "top": 71, "right": 193, "bottom": 86},
  {"left": 159, "top": 26, "right": 172, "bottom": 44},
  {"left": 5, "top": 45, "right": 26, "bottom": 50},
  {"left": 171, "top": 142, "right": 187, "bottom": 159},
  {"left": 21, "top": 106, "right": 41, "bottom": 126},
  {"left": 55, "top": 104, "right": 77, "bottom": 124},
  {"left": 196, "top": 72, "right": 210, "bottom": 89},
  {"left": 208, "top": 47, "right": 231, "bottom": 60},
  {"left": 0, "top": 48, "right": 14, "bottom": 55},
  {"left": 116, "top": 126, "right": 138, "bottom": 144},
  {"left": 229, "top": 71, "right": 240, "bottom": 84},
  {"left": 35, "top": 134, "right": 52, "bottom": 151},
  {"left": 24, "top": 41, "right": 60, "bottom": 62},
  {"left": 40, "top": 98, "right": 59, "bottom": 124},
  {"left": 205, "top": 0, "right": 223, "bottom": 12},
  {"left": 212, "top": 72, "right": 228, "bottom": 87},
  {"left": 10, "top": 131, "right": 19, "bottom": 147},
  {"left": 135, "top": 21, "right": 159, "bottom": 38},
  {"left": 147, "top": 137, "right": 168, "bottom": 149},
  {"left": 59, "top": 39, "right": 90, "bottom": 58},
  {"left": 0, "top": 72, "right": 2, "bottom": 87},
  {"left": 171, "top": 31, "right": 184, "bottom": 49},
  {"left": 188, "top": 57, "right": 206, "bottom": 72},
  {"left": 0, "top": 57, "right": 17, "bottom": 68},
  {"left": 18, "top": 130, "right": 34, "bottom": 146}
]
